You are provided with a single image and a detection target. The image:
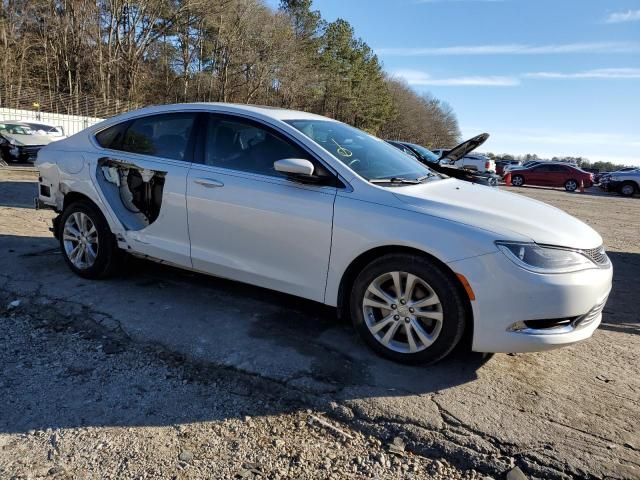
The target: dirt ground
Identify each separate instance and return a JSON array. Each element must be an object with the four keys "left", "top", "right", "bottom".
[{"left": 1, "top": 168, "right": 638, "bottom": 480}]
